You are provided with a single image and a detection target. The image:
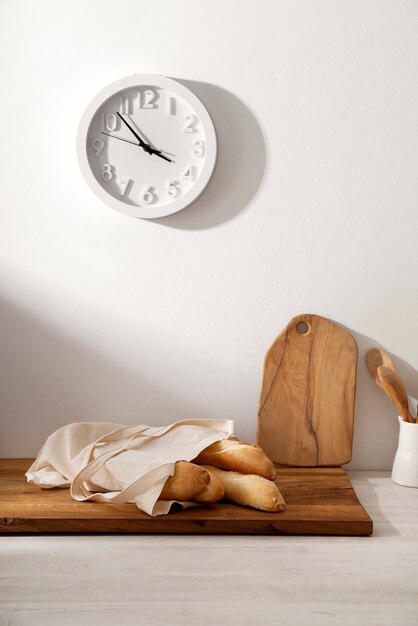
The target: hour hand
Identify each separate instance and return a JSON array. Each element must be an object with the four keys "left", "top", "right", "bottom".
[
  {"left": 149, "top": 148, "right": 172, "bottom": 163},
  {"left": 116, "top": 112, "right": 172, "bottom": 162}
]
